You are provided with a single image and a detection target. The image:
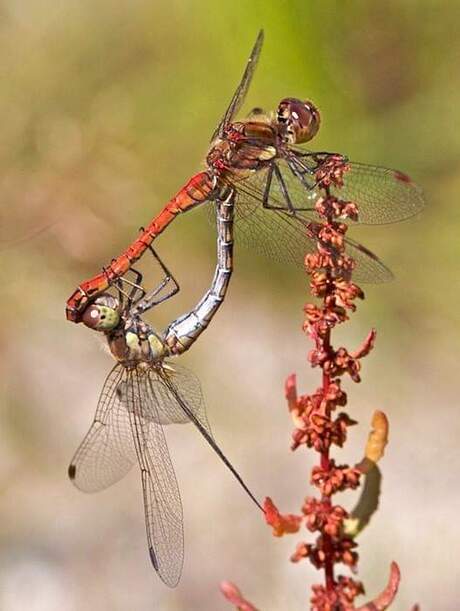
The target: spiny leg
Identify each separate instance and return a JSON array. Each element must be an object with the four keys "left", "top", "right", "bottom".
[
  {"left": 131, "top": 246, "right": 180, "bottom": 316},
  {"left": 121, "top": 267, "right": 146, "bottom": 306},
  {"left": 110, "top": 265, "right": 146, "bottom": 310},
  {"left": 261, "top": 162, "right": 298, "bottom": 214}
]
